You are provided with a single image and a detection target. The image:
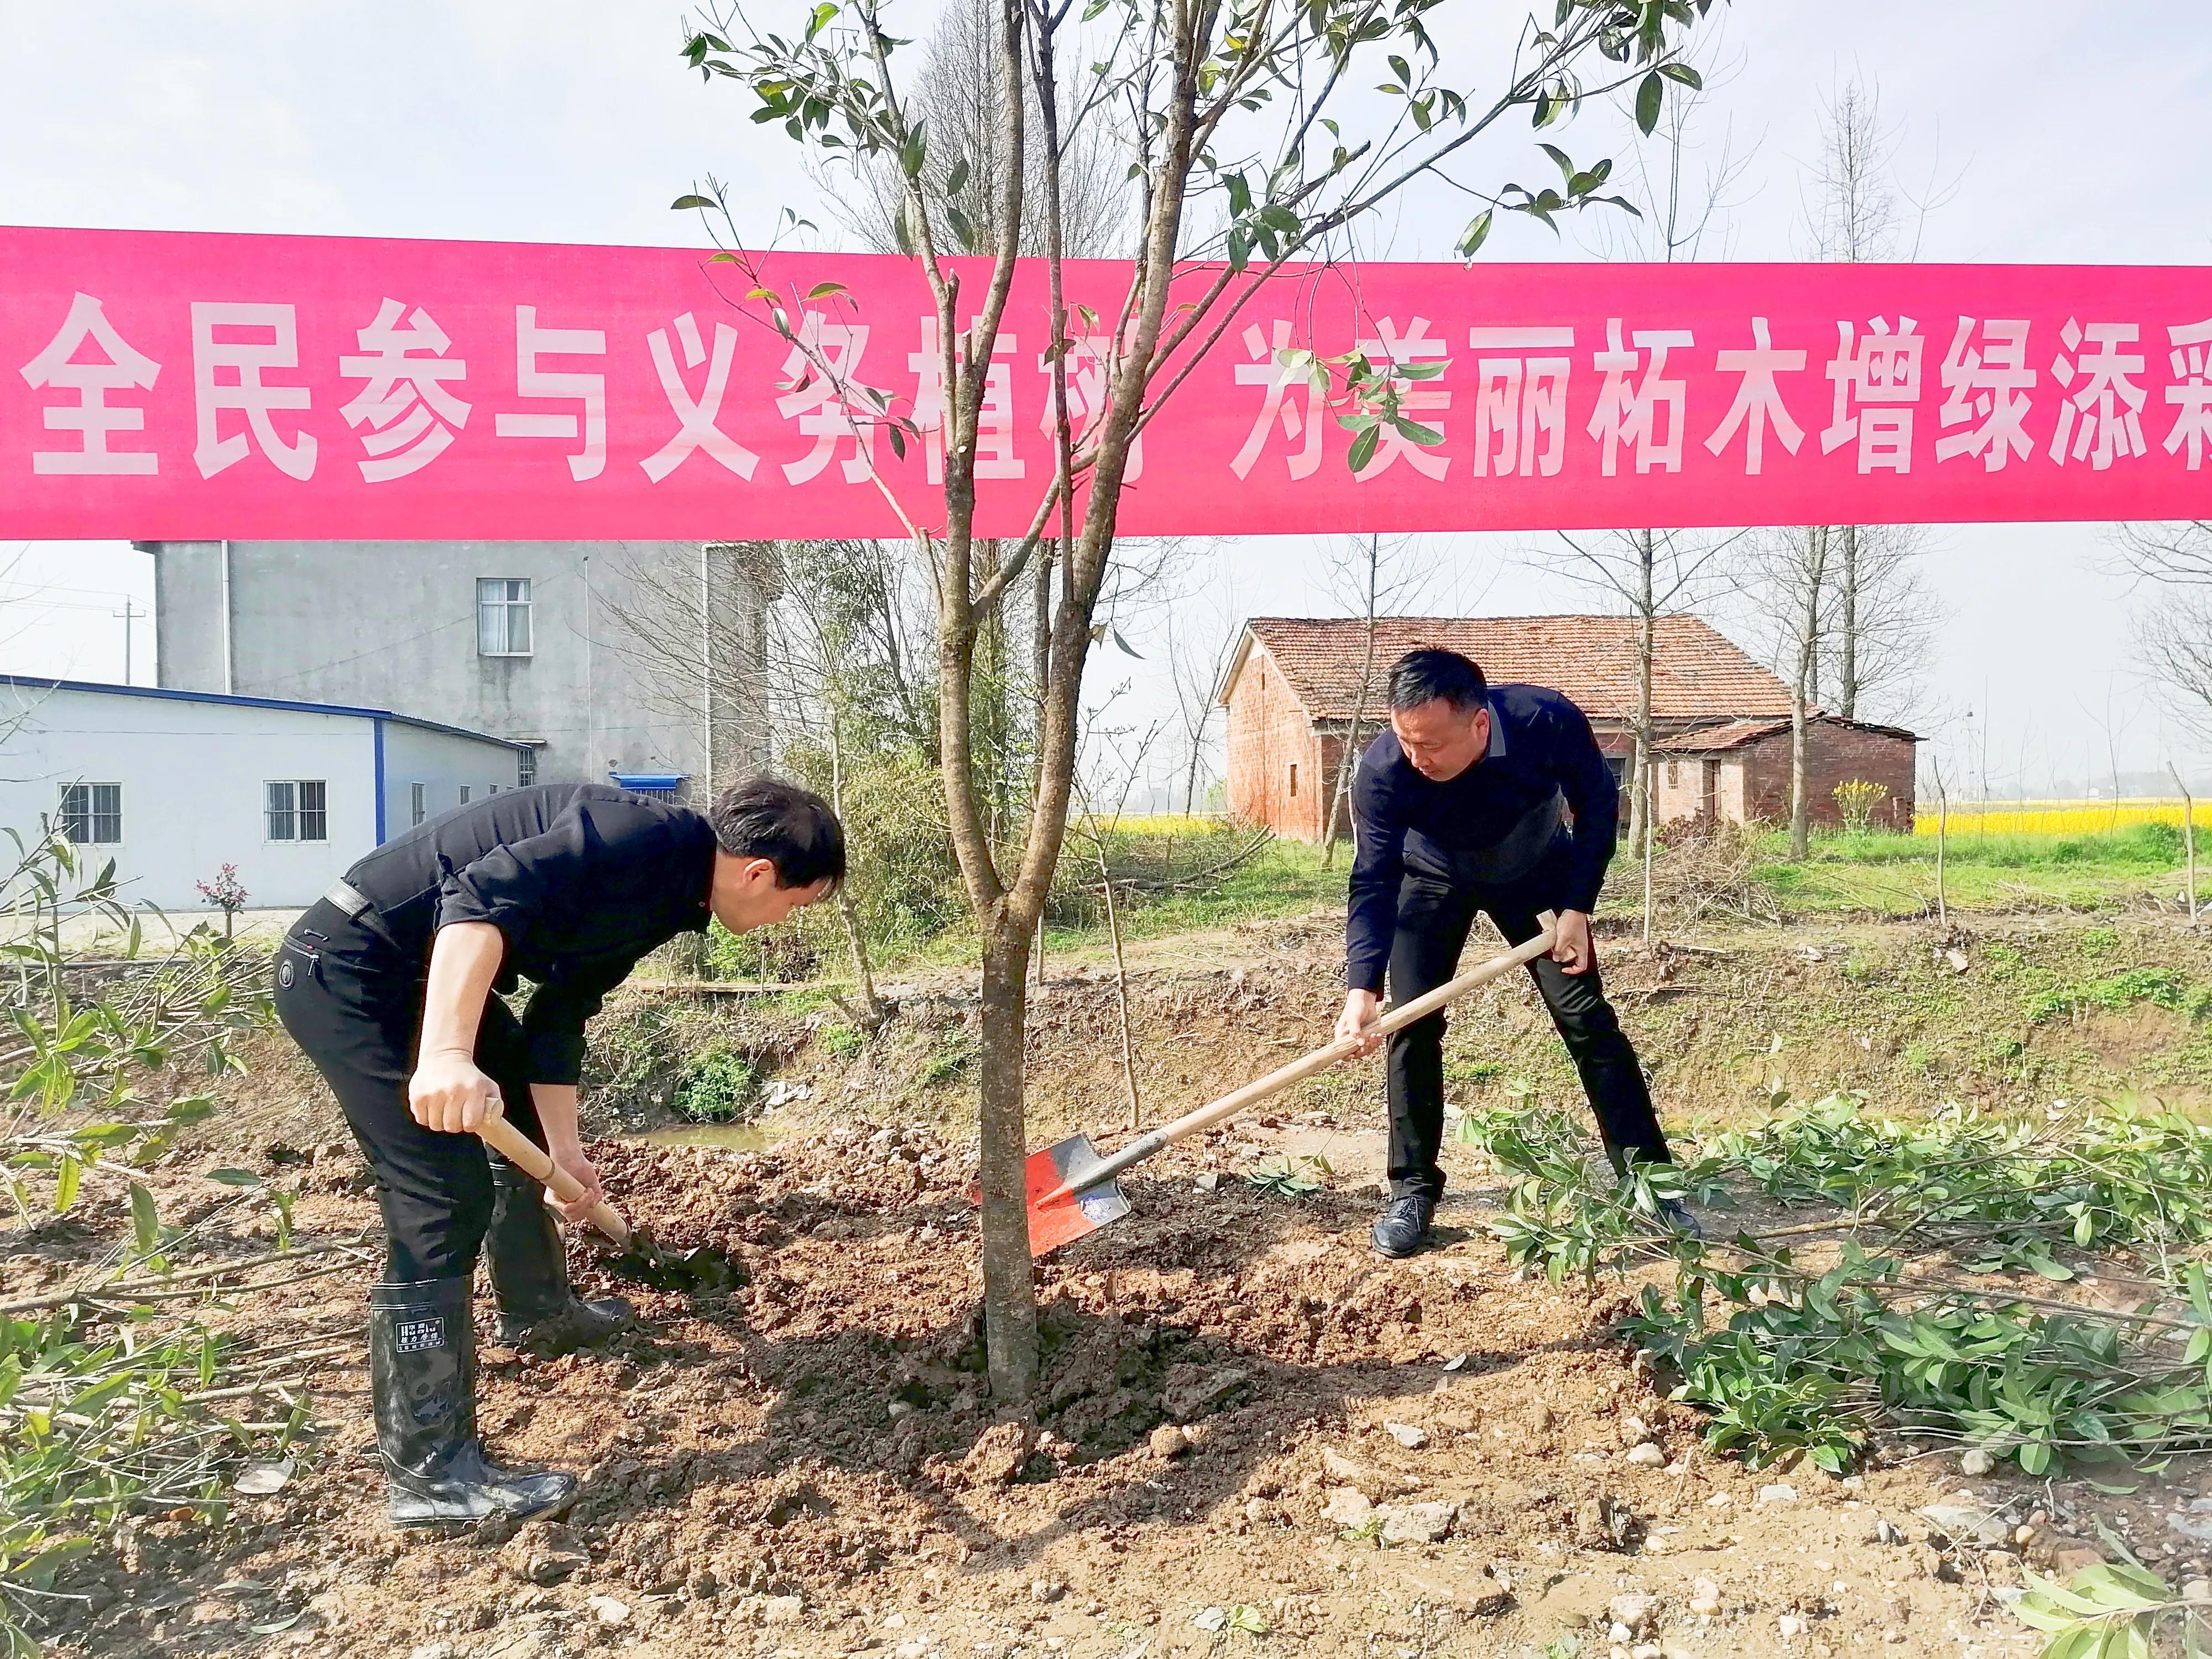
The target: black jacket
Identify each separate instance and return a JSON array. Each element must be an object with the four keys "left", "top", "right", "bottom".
[
  {"left": 339, "top": 783, "right": 717, "bottom": 1085},
  {"left": 1346, "top": 685, "right": 1620, "bottom": 994}
]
